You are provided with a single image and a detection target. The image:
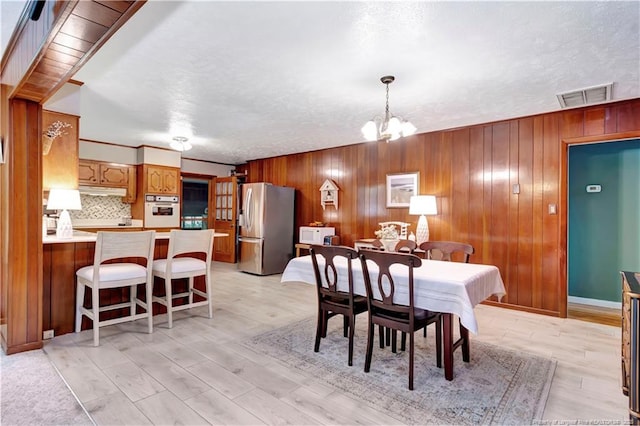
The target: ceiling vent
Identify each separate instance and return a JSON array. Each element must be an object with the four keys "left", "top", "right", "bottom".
[{"left": 557, "top": 83, "right": 613, "bottom": 108}]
